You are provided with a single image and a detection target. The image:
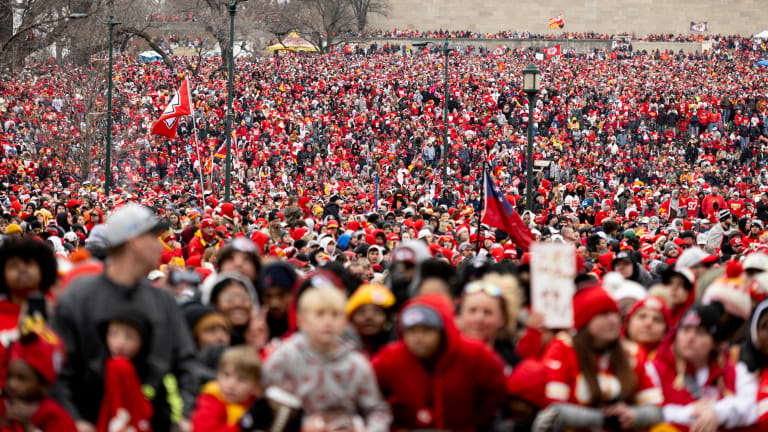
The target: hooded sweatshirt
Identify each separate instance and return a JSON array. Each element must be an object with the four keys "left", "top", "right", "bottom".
[
  {"left": 262, "top": 332, "right": 391, "bottom": 432},
  {"left": 372, "top": 294, "right": 506, "bottom": 431}
]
